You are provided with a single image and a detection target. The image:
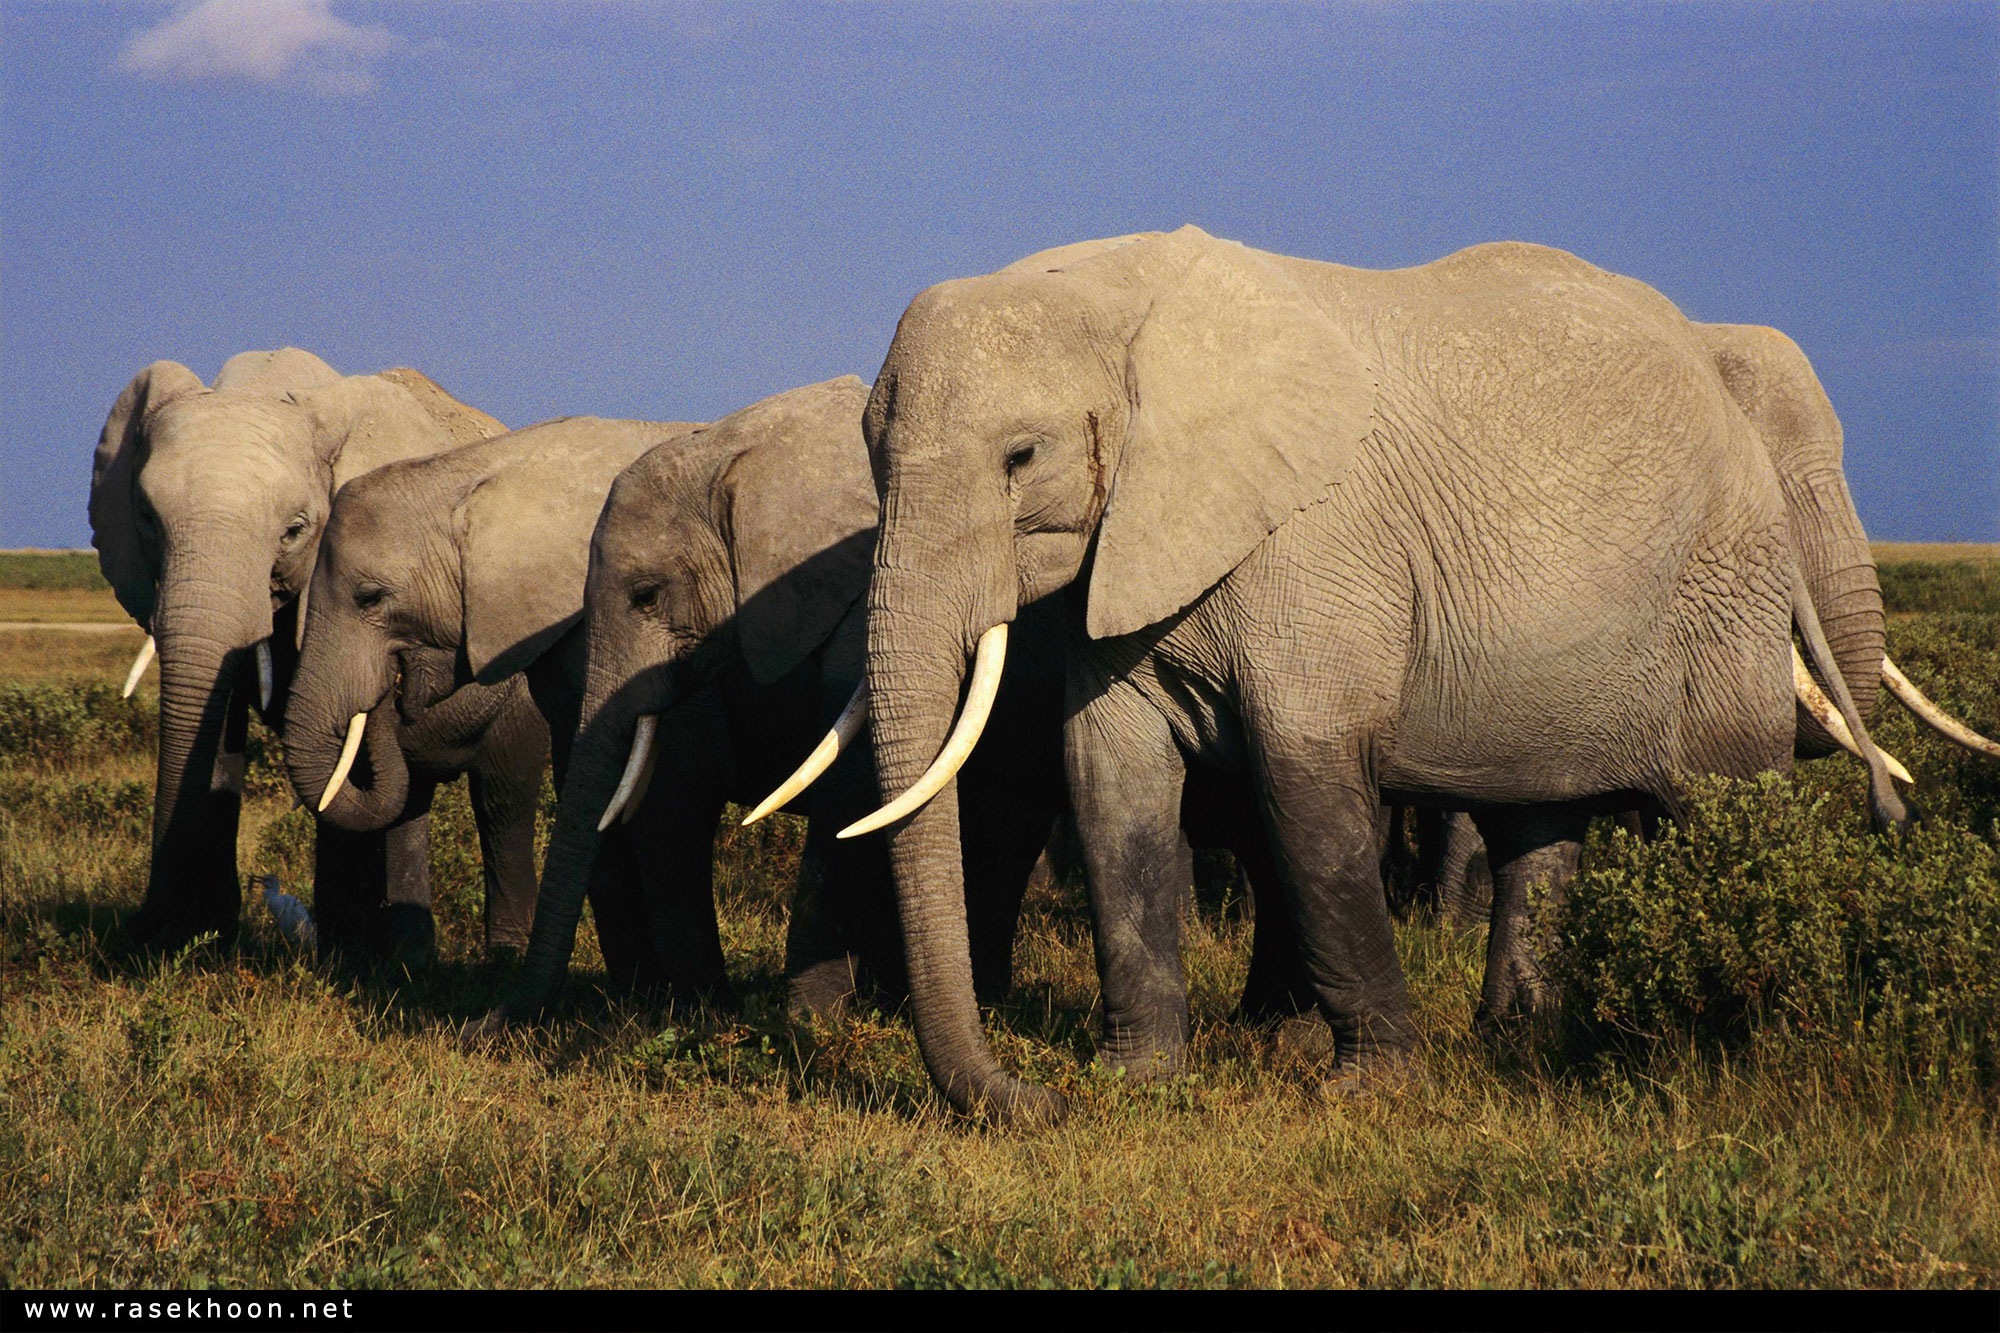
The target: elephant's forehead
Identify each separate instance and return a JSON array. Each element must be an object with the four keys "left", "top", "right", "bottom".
[{"left": 141, "top": 397, "right": 307, "bottom": 501}]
